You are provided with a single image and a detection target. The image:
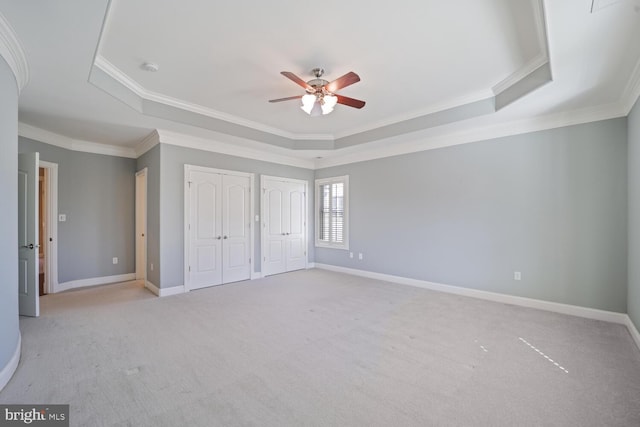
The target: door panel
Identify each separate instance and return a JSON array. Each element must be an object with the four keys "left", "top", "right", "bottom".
[
  {"left": 262, "top": 179, "right": 306, "bottom": 276},
  {"left": 263, "top": 184, "right": 286, "bottom": 276},
  {"left": 286, "top": 183, "right": 306, "bottom": 271},
  {"left": 18, "top": 152, "right": 39, "bottom": 317},
  {"left": 135, "top": 171, "right": 147, "bottom": 280},
  {"left": 189, "top": 171, "right": 222, "bottom": 289},
  {"left": 222, "top": 175, "right": 251, "bottom": 283}
]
